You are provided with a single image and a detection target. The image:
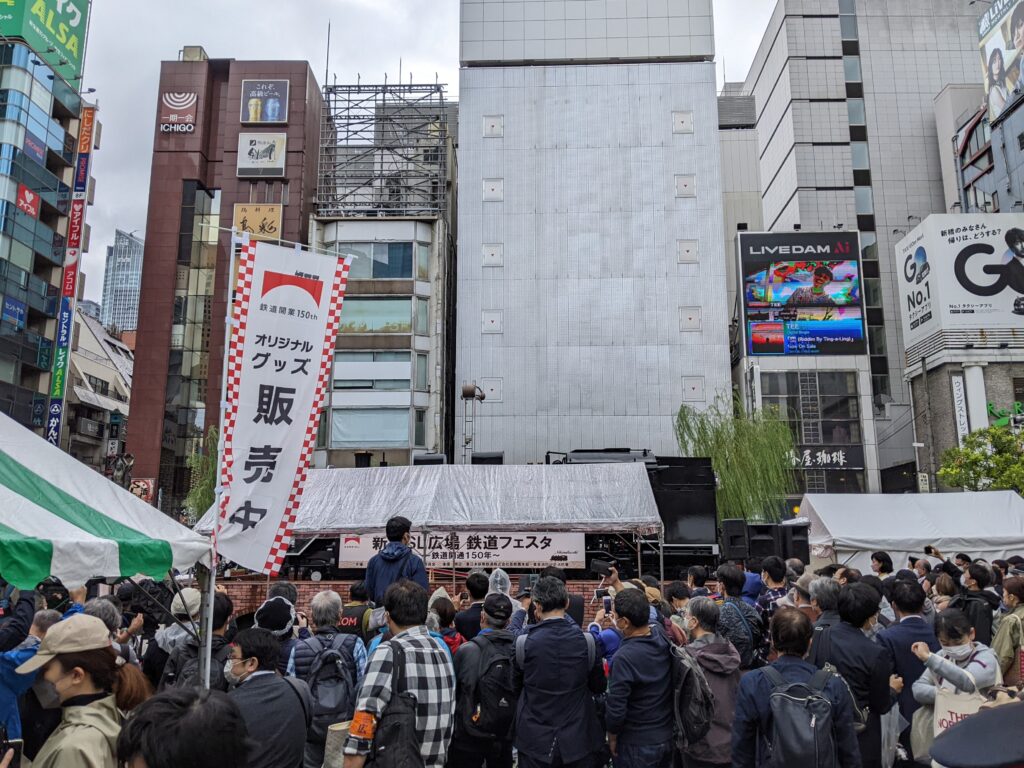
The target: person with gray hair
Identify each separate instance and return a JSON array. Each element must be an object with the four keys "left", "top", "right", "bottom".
[
  {"left": 84, "top": 598, "right": 139, "bottom": 666},
  {"left": 291, "top": 590, "right": 367, "bottom": 768},
  {"left": 810, "top": 577, "right": 842, "bottom": 631},
  {"left": 679, "top": 597, "right": 742, "bottom": 767}
]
